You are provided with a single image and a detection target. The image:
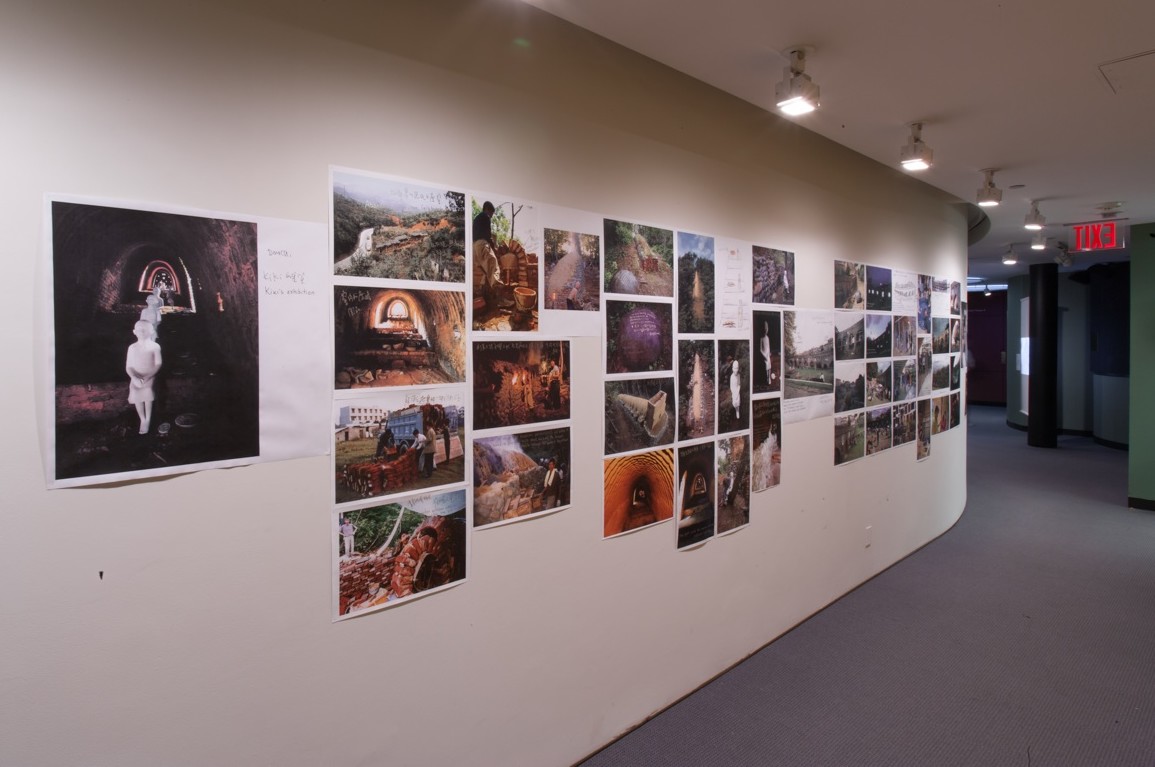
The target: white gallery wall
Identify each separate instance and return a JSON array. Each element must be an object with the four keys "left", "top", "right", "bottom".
[{"left": 0, "top": 1, "right": 968, "bottom": 765}]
